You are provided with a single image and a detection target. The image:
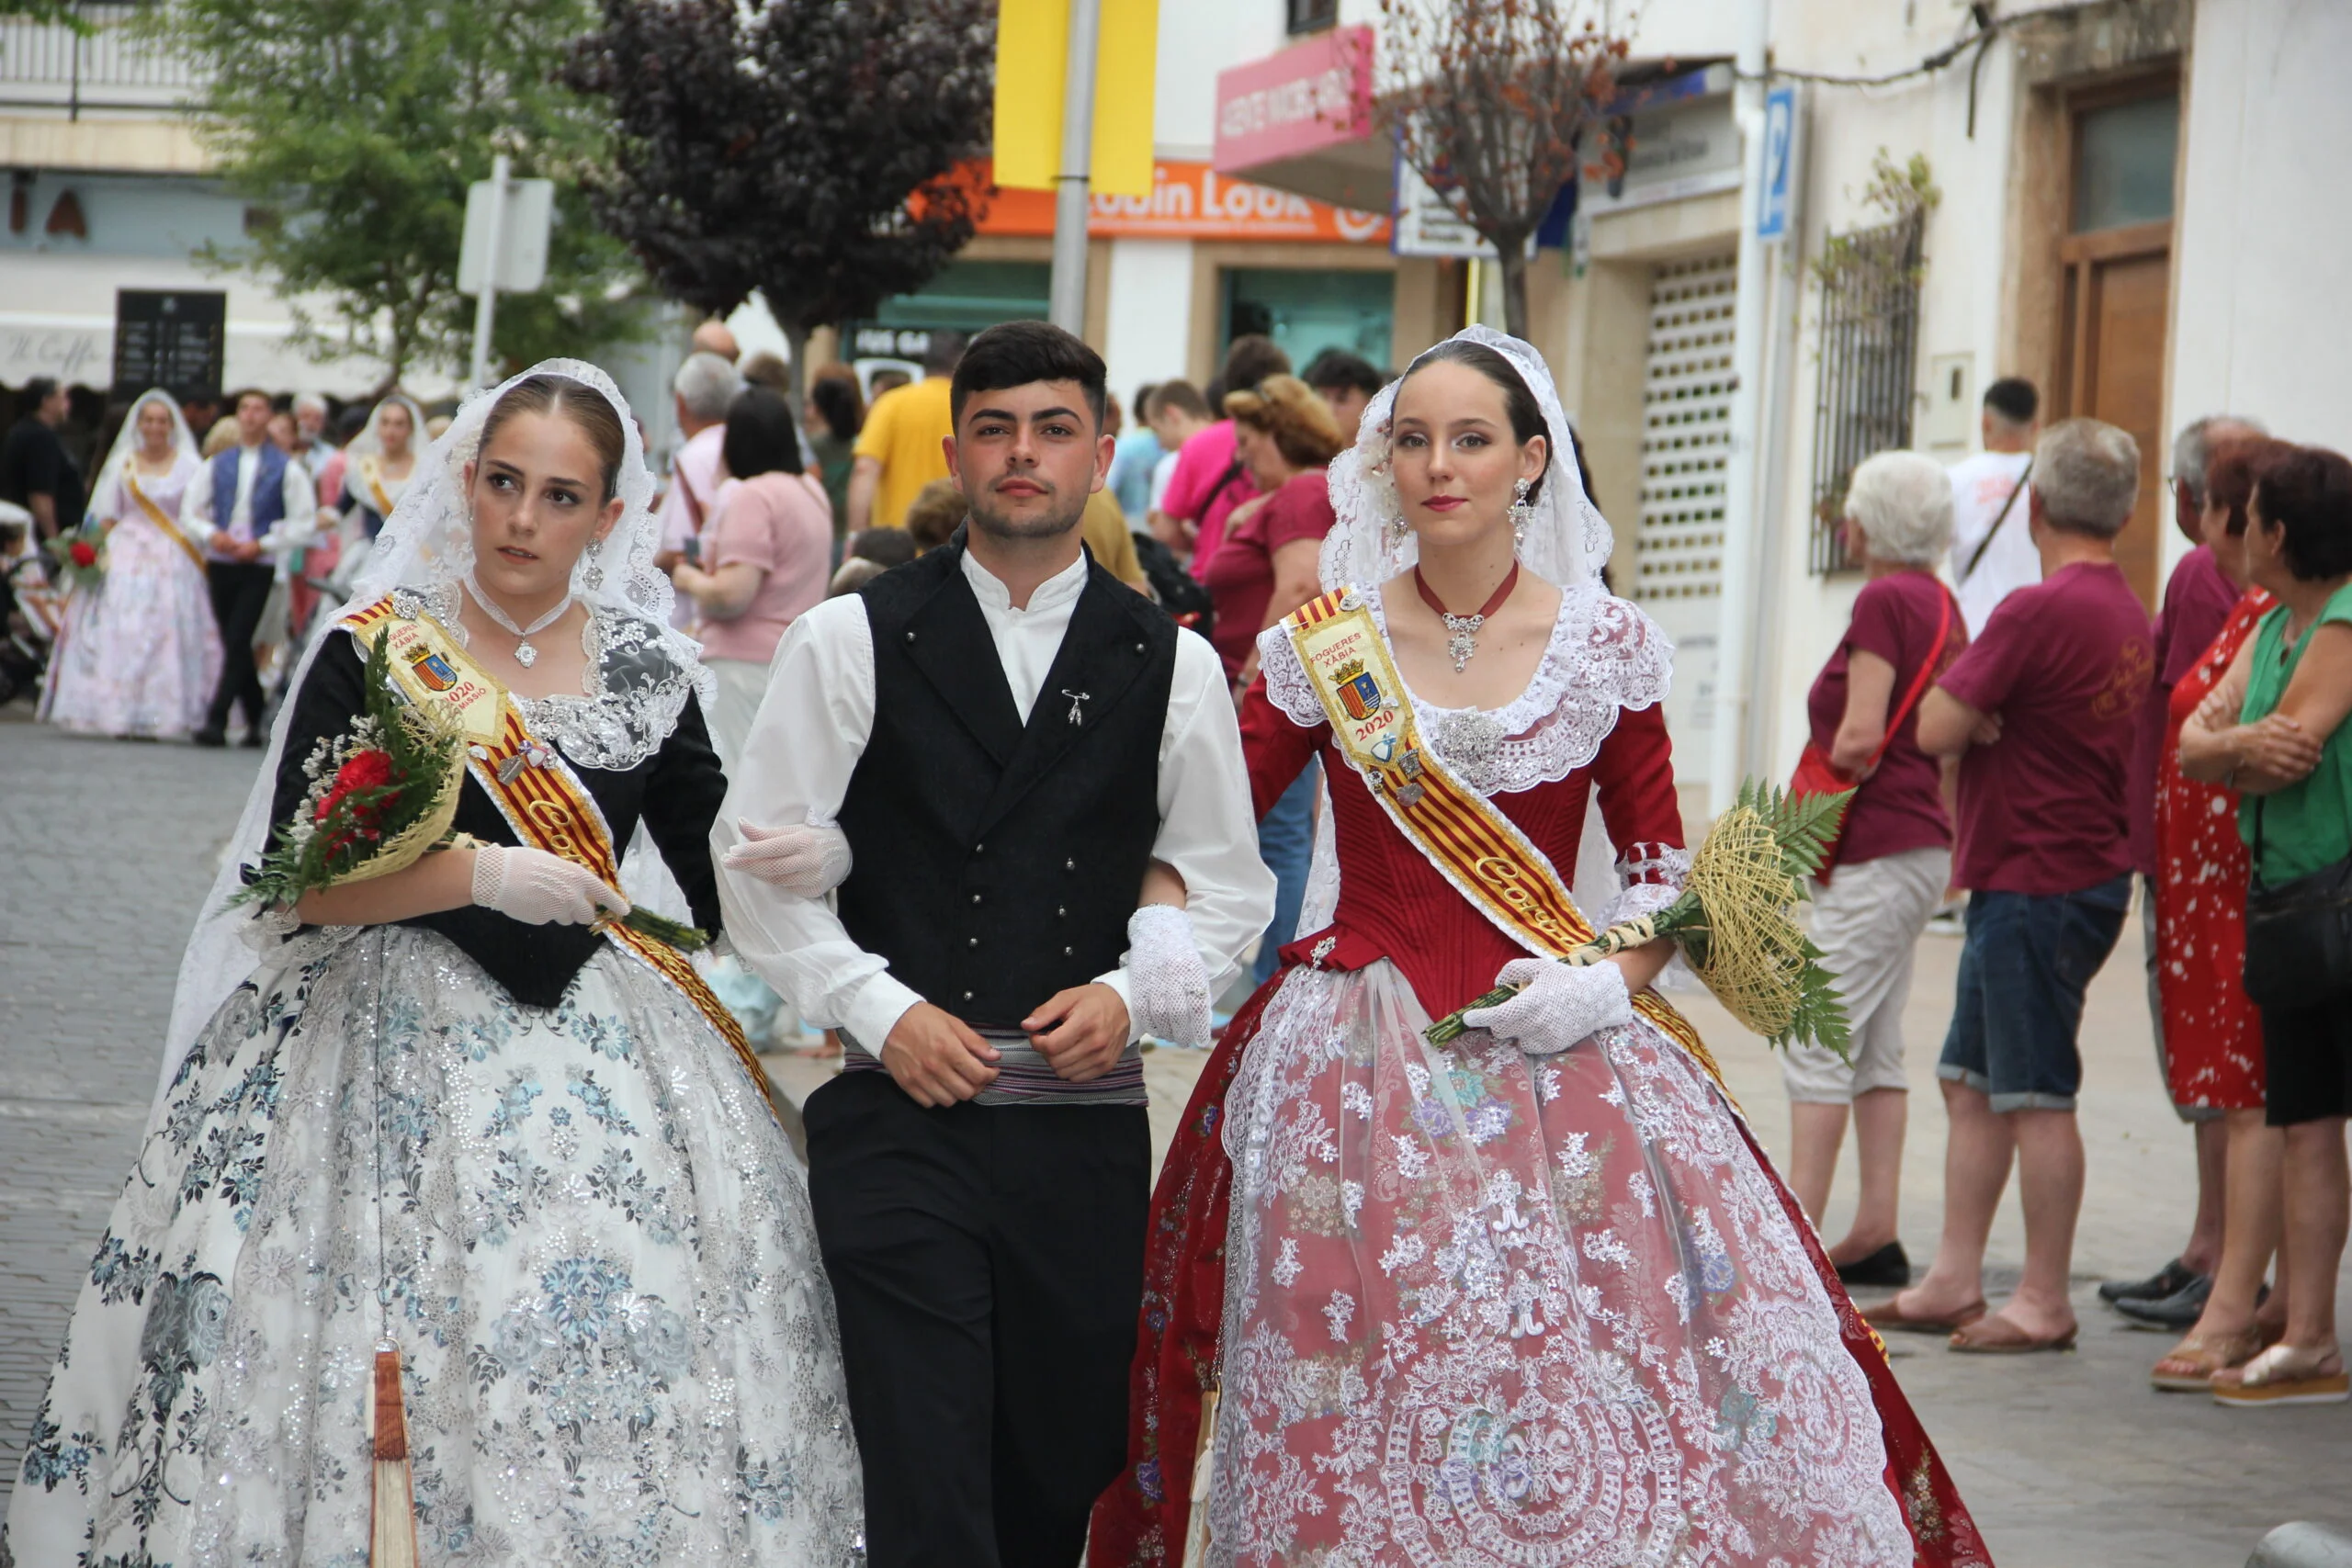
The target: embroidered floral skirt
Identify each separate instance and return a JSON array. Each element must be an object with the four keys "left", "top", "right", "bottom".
[
  {"left": 1204, "top": 960, "right": 1915, "bottom": 1567},
  {"left": 5, "top": 925, "right": 862, "bottom": 1567},
  {"left": 38, "top": 518, "right": 220, "bottom": 739}
]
